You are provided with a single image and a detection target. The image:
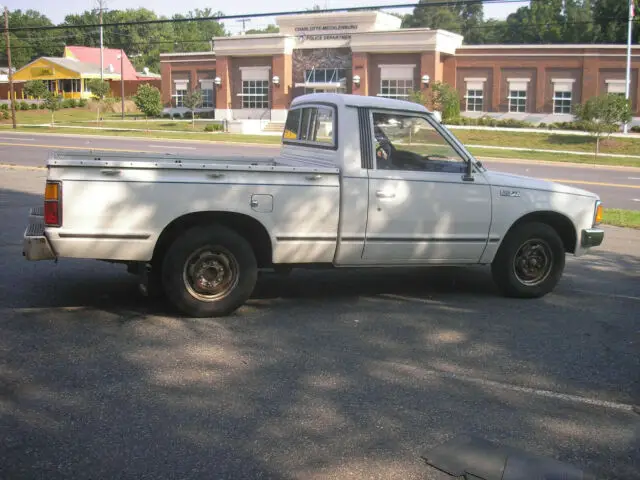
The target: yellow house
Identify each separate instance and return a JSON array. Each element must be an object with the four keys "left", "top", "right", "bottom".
[{"left": 11, "top": 56, "right": 120, "bottom": 100}]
